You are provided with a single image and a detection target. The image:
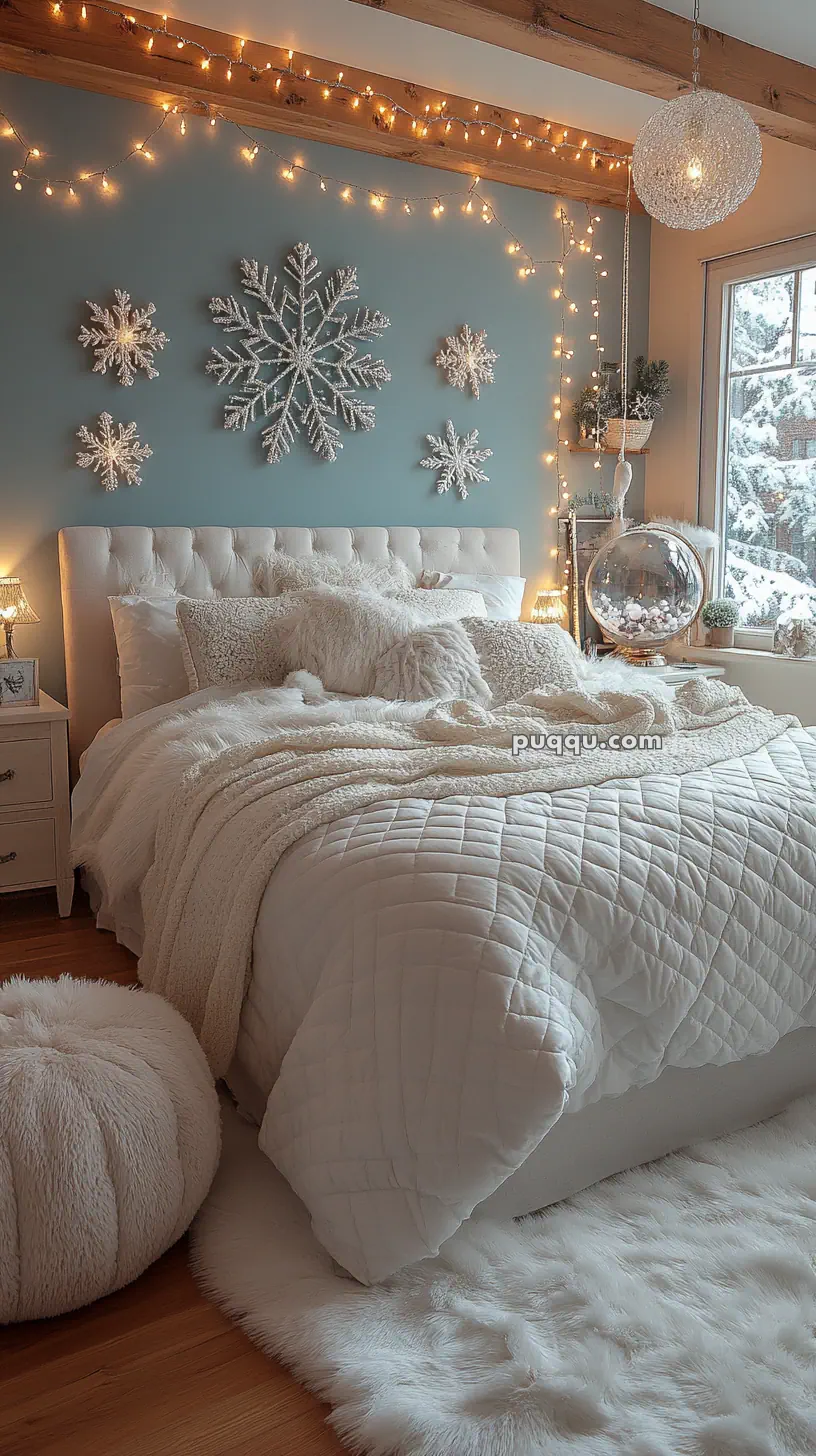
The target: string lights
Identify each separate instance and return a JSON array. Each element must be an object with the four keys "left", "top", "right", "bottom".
[
  {"left": 2, "top": 1, "right": 621, "bottom": 526},
  {"left": 36, "top": 1, "right": 630, "bottom": 172},
  {"left": 3, "top": 103, "right": 170, "bottom": 196}
]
